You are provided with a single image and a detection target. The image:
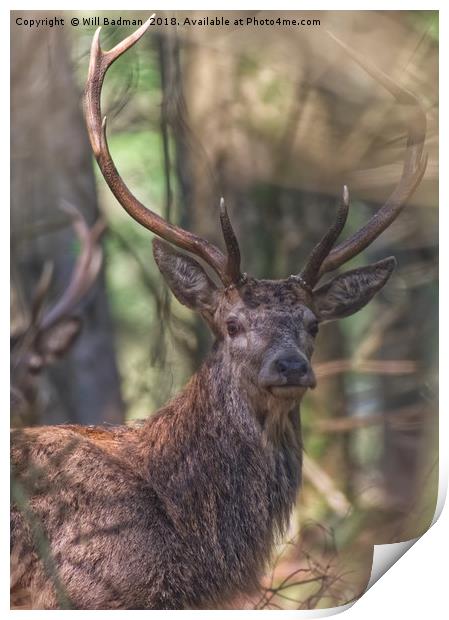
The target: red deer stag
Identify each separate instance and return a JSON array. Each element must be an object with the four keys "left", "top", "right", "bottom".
[
  {"left": 10, "top": 204, "right": 105, "bottom": 427},
  {"left": 11, "top": 19, "right": 427, "bottom": 610}
]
